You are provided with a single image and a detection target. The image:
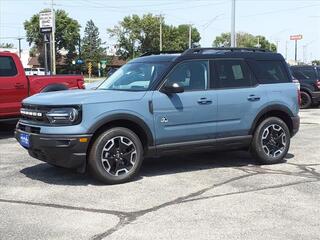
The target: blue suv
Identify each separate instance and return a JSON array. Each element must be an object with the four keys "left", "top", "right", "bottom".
[{"left": 15, "top": 48, "right": 300, "bottom": 184}]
